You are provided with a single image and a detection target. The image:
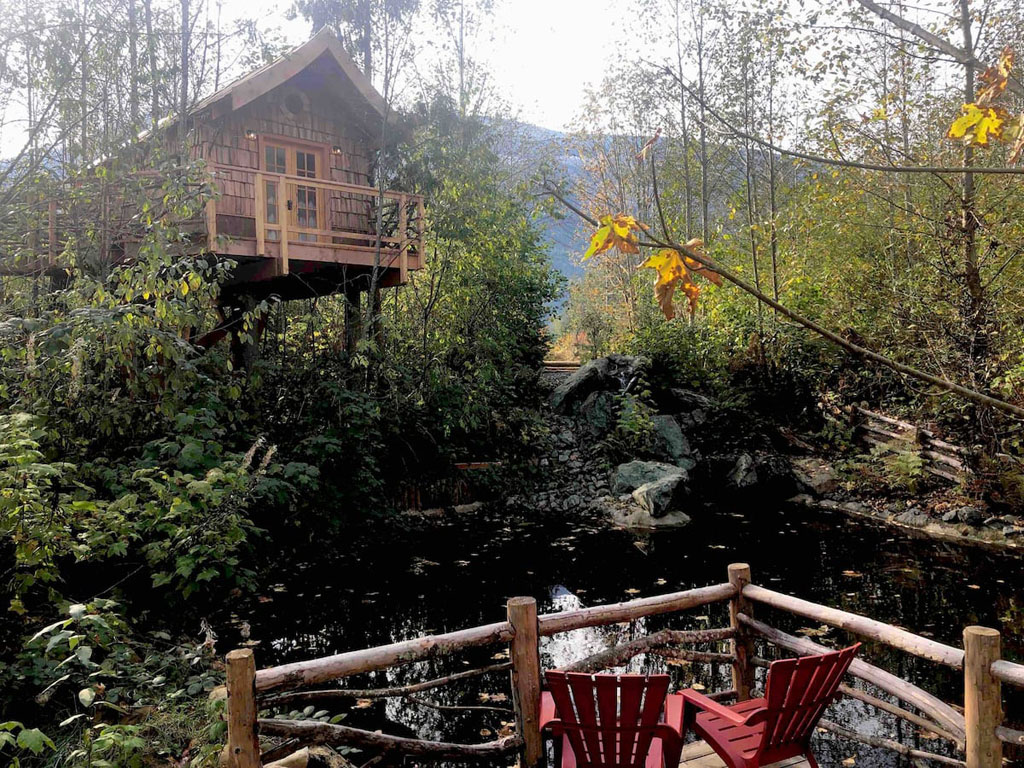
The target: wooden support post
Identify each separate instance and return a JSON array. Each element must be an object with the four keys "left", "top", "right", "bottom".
[
  {"left": 728, "top": 563, "right": 755, "bottom": 701},
  {"left": 508, "top": 597, "right": 542, "bottom": 768},
  {"left": 255, "top": 173, "right": 265, "bottom": 257},
  {"left": 398, "top": 194, "right": 409, "bottom": 284},
  {"left": 225, "top": 649, "right": 261, "bottom": 768},
  {"left": 279, "top": 195, "right": 290, "bottom": 276},
  {"left": 206, "top": 197, "right": 218, "bottom": 252},
  {"left": 964, "top": 626, "right": 1002, "bottom": 768},
  {"left": 47, "top": 201, "right": 56, "bottom": 265},
  {"left": 416, "top": 197, "right": 425, "bottom": 259}
]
